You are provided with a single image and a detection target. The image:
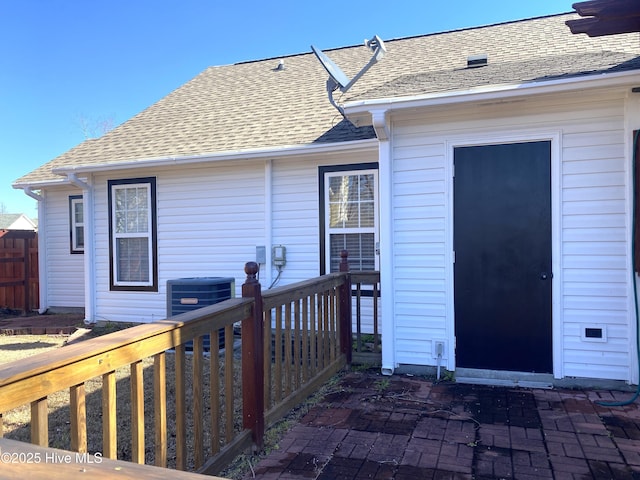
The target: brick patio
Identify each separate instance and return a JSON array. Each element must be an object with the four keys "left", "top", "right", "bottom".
[{"left": 246, "top": 370, "right": 640, "bottom": 479}]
